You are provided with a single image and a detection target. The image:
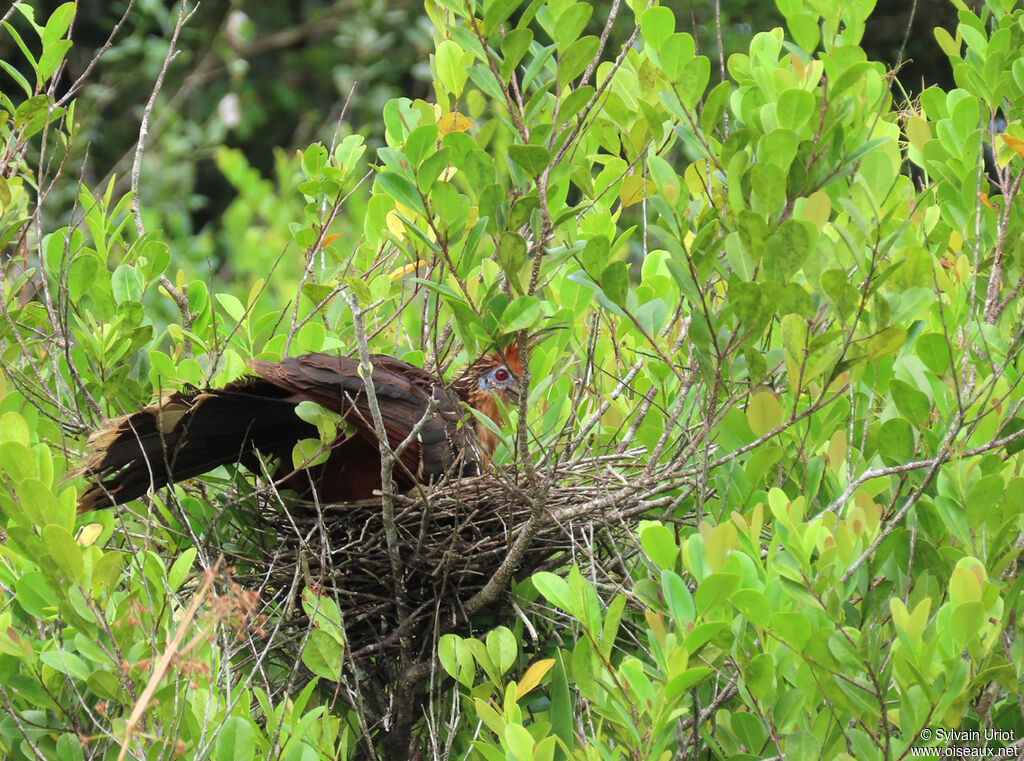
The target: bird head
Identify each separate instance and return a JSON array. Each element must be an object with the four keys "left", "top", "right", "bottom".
[
  {"left": 453, "top": 341, "right": 525, "bottom": 410},
  {"left": 474, "top": 358, "right": 522, "bottom": 404}
]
